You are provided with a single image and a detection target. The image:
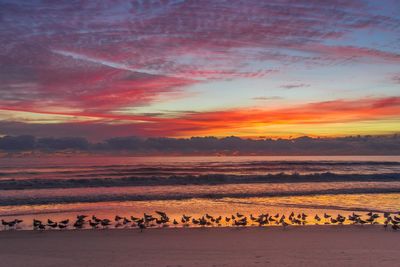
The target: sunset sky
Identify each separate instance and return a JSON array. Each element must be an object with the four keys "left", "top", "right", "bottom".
[{"left": 0, "top": 0, "right": 399, "bottom": 140}]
